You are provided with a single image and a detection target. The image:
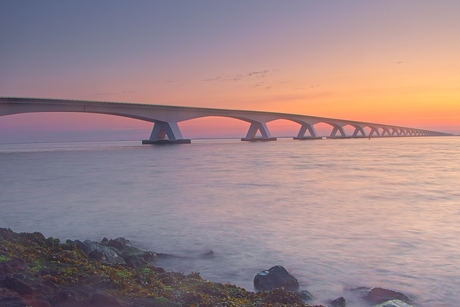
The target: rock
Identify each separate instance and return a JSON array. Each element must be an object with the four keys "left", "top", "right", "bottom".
[
  {"left": 3, "top": 276, "right": 34, "bottom": 297},
  {"left": 0, "top": 296, "right": 28, "bottom": 306},
  {"left": 0, "top": 228, "right": 14, "bottom": 240},
  {"left": 53, "top": 290, "right": 69, "bottom": 305},
  {"left": 372, "top": 299, "right": 413, "bottom": 307},
  {"left": 124, "top": 255, "right": 149, "bottom": 269},
  {"left": 1, "top": 259, "right": 26, "bottom": 273},
  {"left": 106, "top": 237, "right": 132, "bottom": 251},
  {"left": 260, "top": 287, "right": 304, "bottom": 305},
  {"left": 201, "top": 250, "right": 214, "bottom": 258},
  {"left": 121, "top": 246, "right": 156, "bottom": 269},
  {"left": 80, "top": 240, "right": 125, "bottom": 265},
  {"left": 89, "top": 293, "right": 123, "bottom": 307},
  {"left": 329, "top": 296, "right": 346, "bottom": 307},
  {"left": 253, "top": 265, "right": 299, "bottom": 291},
  {"left": 364, "top": 287, "right": 412, "bottom": 305},
  {"left": 24, "top": 299, "right": 53, "bottom": 307},
  {"left": 135, "top": 297, "right": 181, "bottom": 307},
  {"left": 20, "top": 232, "right": 46, "bottom": 246},
  {"left": 44, "top": 237, "right": 60, "bottom": 248},
  {"left": 67, "top": 239, "right": 88, "bottom": 253},
  {"left": 297, "top": 289, "right": 315, "bottom": 301}
]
